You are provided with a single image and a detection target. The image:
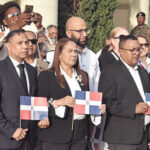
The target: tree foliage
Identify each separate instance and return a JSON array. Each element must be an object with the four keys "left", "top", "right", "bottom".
[{"left": 58, "top": 0, "right": 118, "bottom": 52}]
